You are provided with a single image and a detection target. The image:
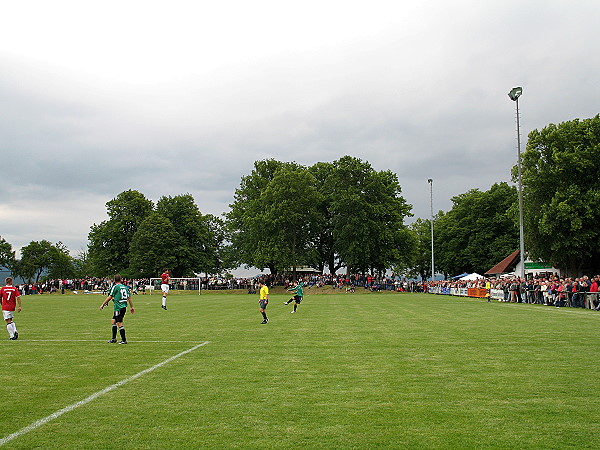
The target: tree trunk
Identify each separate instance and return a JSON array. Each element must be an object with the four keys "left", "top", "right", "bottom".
[{"left": 292, "top": 233, "right": 297, "bottom": 283}]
